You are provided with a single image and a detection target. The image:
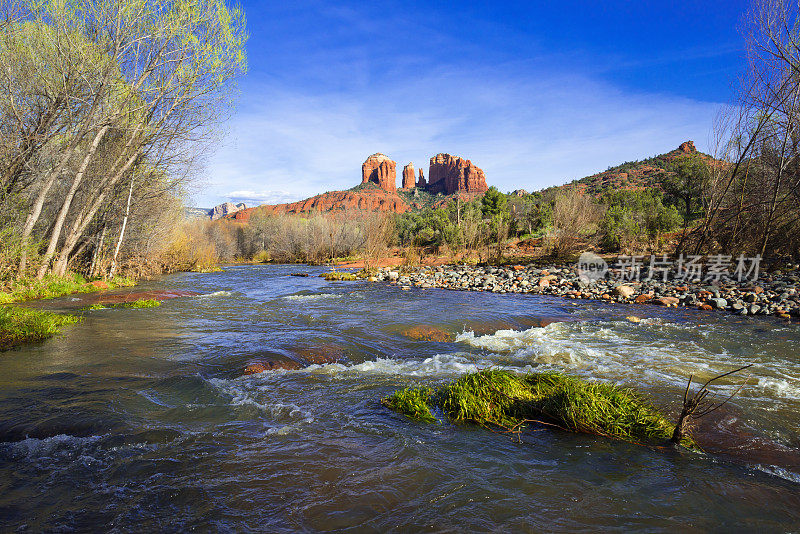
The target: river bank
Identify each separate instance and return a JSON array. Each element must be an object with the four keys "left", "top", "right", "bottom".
[{"left": 374, "top": 264, "right": 800, "bottom": 320}]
